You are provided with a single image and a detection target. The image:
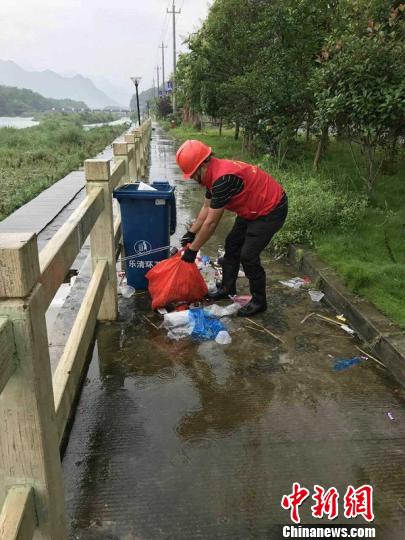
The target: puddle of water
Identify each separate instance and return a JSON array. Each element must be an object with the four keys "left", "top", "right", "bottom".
[{"left": 63, "top": 124, "right": 405, "bottom": 540}]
